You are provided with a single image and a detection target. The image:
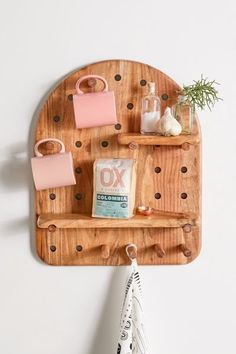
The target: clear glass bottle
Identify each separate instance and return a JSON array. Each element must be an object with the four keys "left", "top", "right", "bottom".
[
  {"left": 172, "top": 95, "right": 194, "bottom": 134},
  {"left": 140, "top": 82, "right": 161, "bottom": 135}
]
